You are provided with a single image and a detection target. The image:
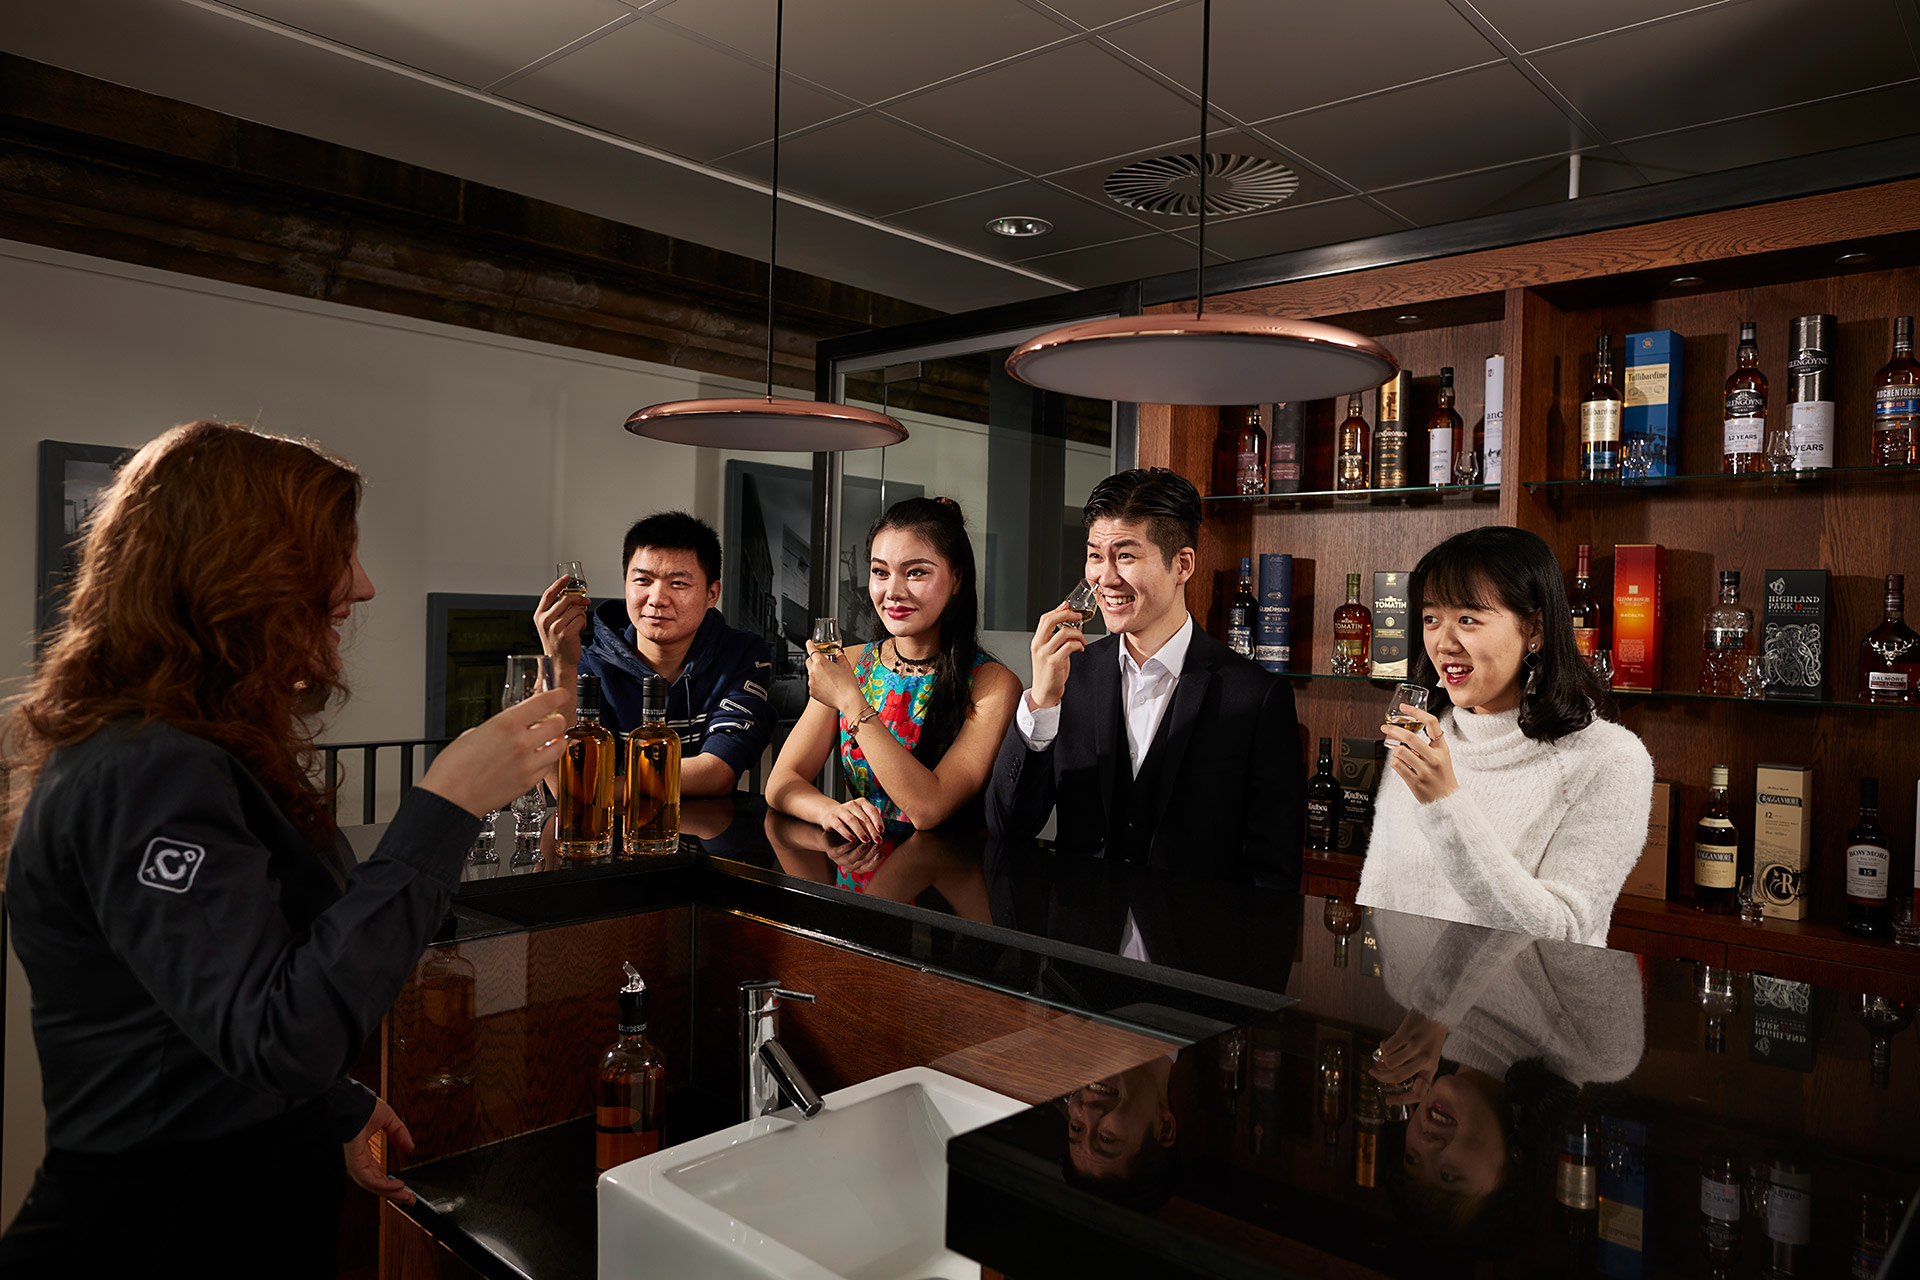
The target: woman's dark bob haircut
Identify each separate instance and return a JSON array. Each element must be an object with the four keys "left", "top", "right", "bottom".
[{"left": 1409, "top": 526, "right": 1613, "bottom": 743}]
